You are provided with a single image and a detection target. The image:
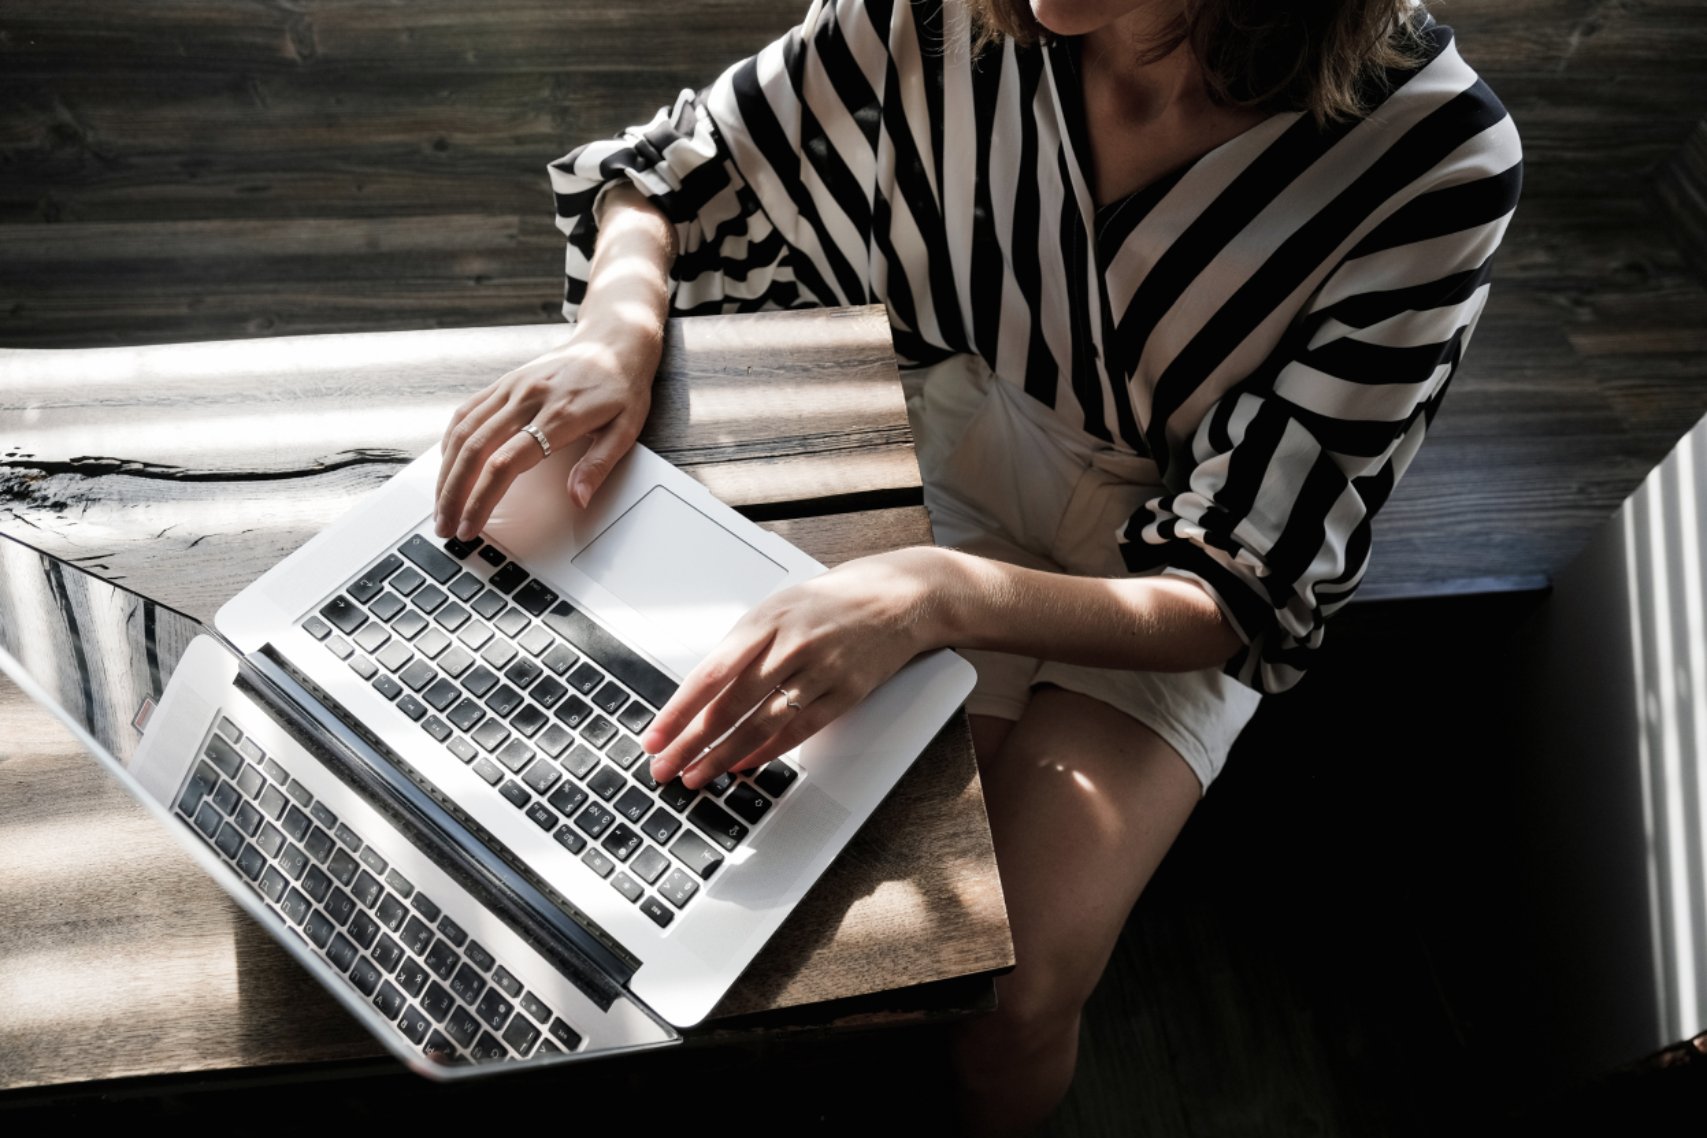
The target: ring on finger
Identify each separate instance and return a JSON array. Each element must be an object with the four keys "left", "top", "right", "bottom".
[
  {"left": 771, "top": 684, "right": 803, "bottom": 712},
  {"left": 518, "top": 423, "right": 551, "bottom": 458}
]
